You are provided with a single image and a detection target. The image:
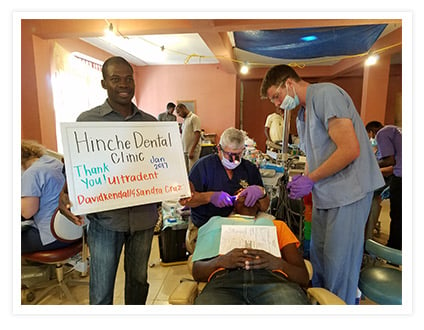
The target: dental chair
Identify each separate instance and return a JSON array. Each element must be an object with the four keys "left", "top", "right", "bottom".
[
  {"left": 168, "top": 255, "right": 346, "bottom": 305},
  {"left": 358, "top": 239, "right": 402, "bottom": 305},
  {"left": 21, "top": 208, "right": 89, "bottom": 304}
]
